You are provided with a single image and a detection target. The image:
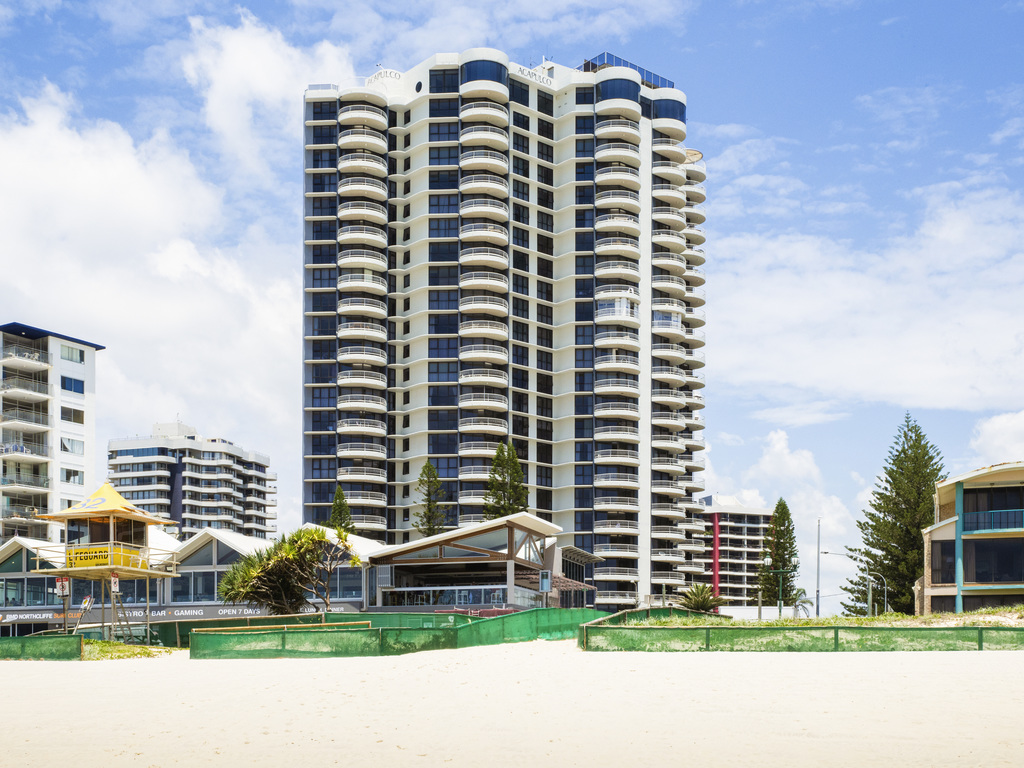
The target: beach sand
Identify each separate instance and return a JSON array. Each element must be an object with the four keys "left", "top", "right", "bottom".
[{"left": 6, "top": 640, "right": 1023, "bottom": 767}]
